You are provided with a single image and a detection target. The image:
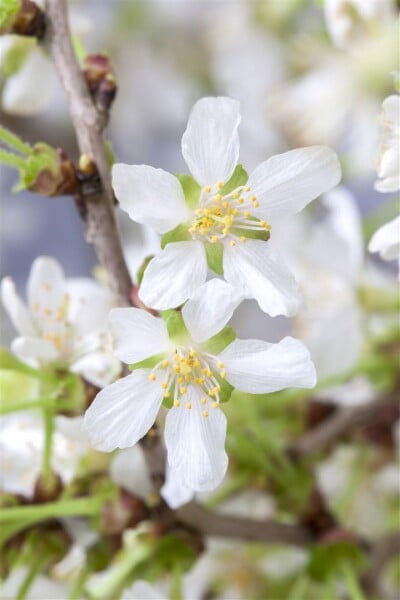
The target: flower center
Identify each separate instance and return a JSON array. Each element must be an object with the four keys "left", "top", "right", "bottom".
[
  {"left": 31, "top": 287, "right": 70, "bottom": 354},
  {"left": 148, "top": 347, "right": 225, "bottom": 417},
  {"left": 188, "top": 183, "right": 271, "bottom": 247}
]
